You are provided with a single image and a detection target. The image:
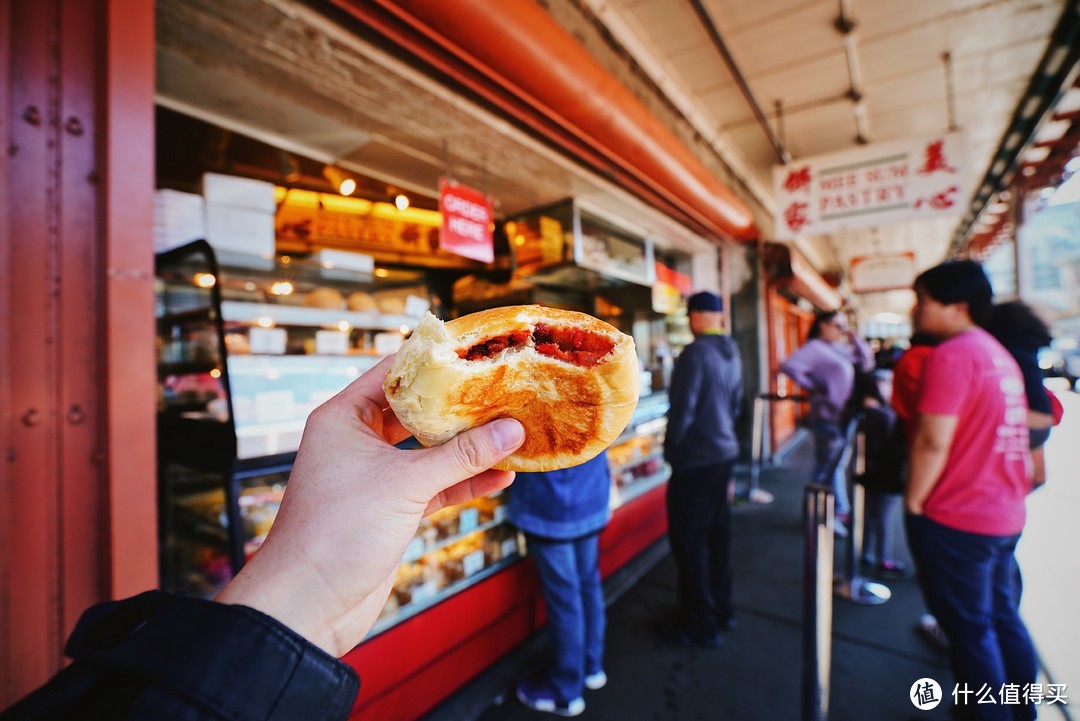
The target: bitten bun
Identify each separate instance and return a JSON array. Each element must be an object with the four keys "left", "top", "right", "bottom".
[{"left": 383, "top": 305, "right": 640, "bottom": 472}]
